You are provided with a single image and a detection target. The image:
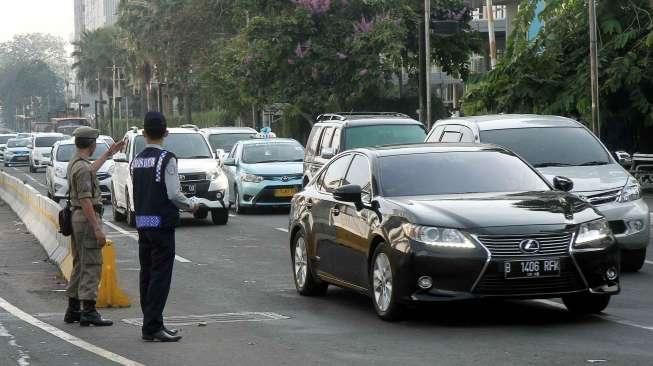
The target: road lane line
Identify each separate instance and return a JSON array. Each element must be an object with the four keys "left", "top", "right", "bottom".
[
  {"left": 275, "top": 228, "right": 289, "bottom": 233},
  {"left": 645, "top": 260, "right": 653, "bottom": 266},
  {"left": 0, "top": 296, "right": 144, "bottom": 366},
  {"left": 535, "top": 299, "right": 653, "bottom": 332},
  {"left": 104, "top": 221, "right": 192, "bottom": 263},
  {"left": 25, "top": 174, "right": 46, "bottom": 189}
]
